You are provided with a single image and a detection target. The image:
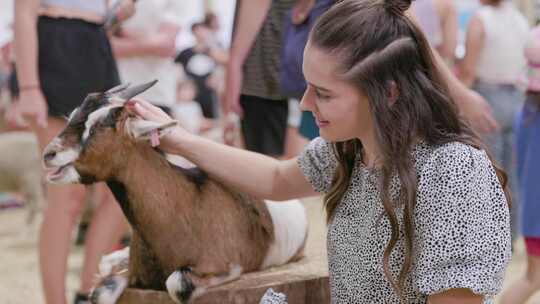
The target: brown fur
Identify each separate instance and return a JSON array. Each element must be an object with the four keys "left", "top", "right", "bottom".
[{"left": 70, "top": 111, "right": 276, "bottom": 290}]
